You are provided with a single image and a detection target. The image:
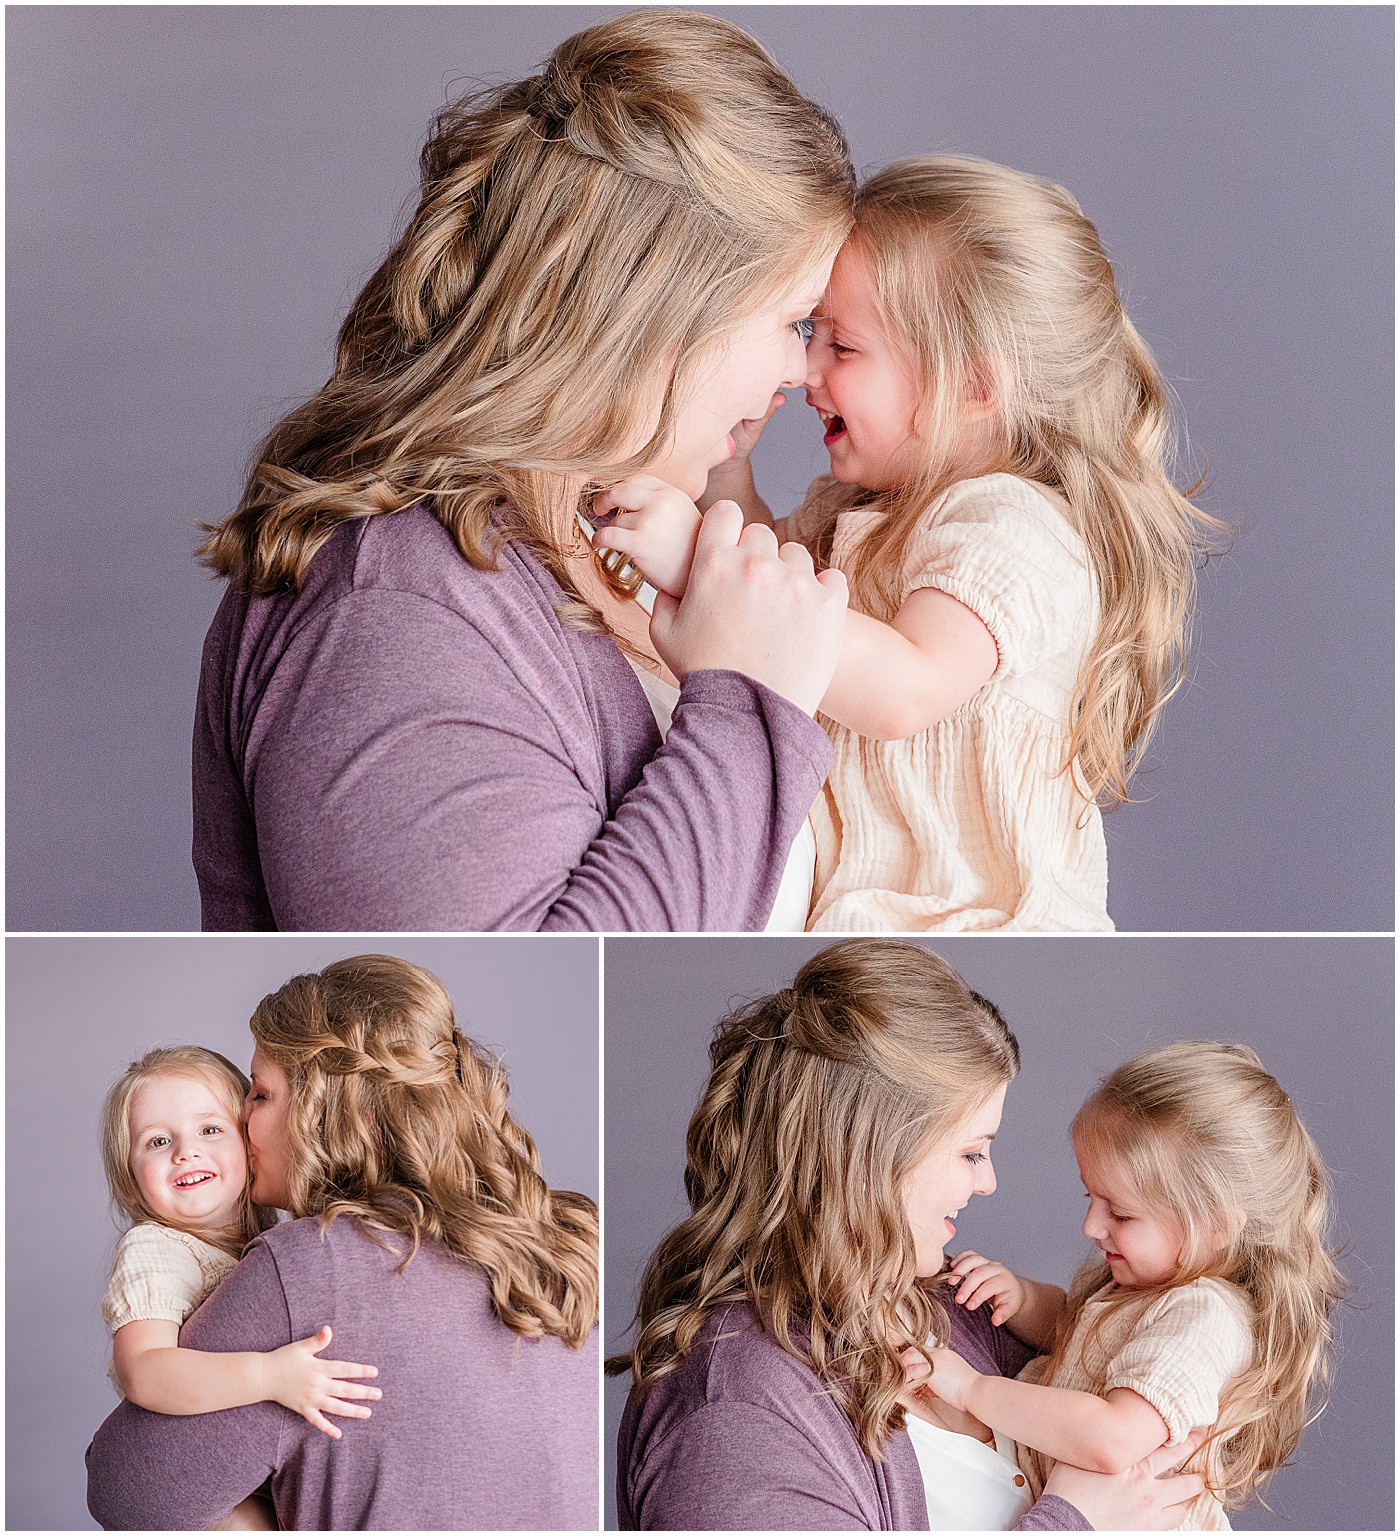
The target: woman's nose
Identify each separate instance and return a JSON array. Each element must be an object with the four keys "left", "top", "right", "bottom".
[
  {"left": 975, "top": 1158, "right": 997, "bottom": 1196},
  {"left": 780, "top": 334, "right": 809, "bottom": 390}
]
